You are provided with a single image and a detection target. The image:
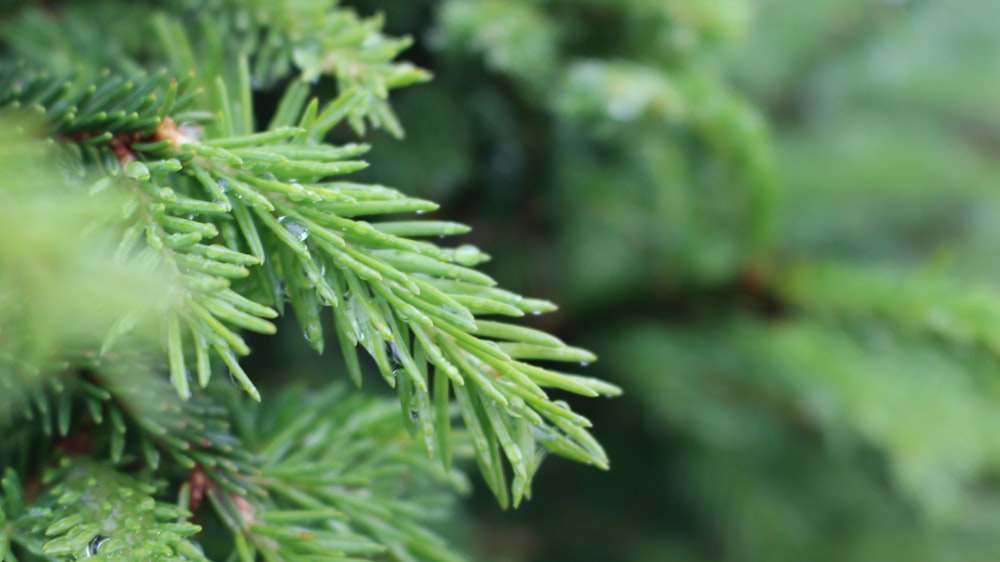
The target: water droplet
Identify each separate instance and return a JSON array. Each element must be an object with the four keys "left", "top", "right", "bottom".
[
  {"left": 409, "top": 409, "right": 420, "bottom": 422},
  {"left": 87, "top": 535, "right": 109, "bottom": 556},
  {"left": 275, "top": 280, "right": 288, "bottom": 303},
  {"left": 531, "top": 311, "right": 542, "bottom": 317},
  {"left": 453, "top": 244, "right": 480, "bottom": 267},
  {"left": 579, "top": 362, "right": 590, "bottom": 368},
  {"left": 415, "top": 210, "right": 425, "bottom": 215},
  {"left": 386, "top": 341, "right": 402, "bottom": 369},
  {"left": 278, "top": 215, "right": 309, "bottom": 241},
  {"left": 217, "top": 178, "right": 229, "bottom": 192},
  {"left": 125, "top": 161, "right": 150, "bottom": 181},
  {"left": 179, "top": 122, "right": 203, "bottom": 142},
  {"left": 345, "top": 296, "right": 365, "bottom": 343},
  {"left": 292, "top": 39, "right": 323, "bottom": 82},
  {"left": 259, "top": 172, "right": 277, "bottom": 182}
]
